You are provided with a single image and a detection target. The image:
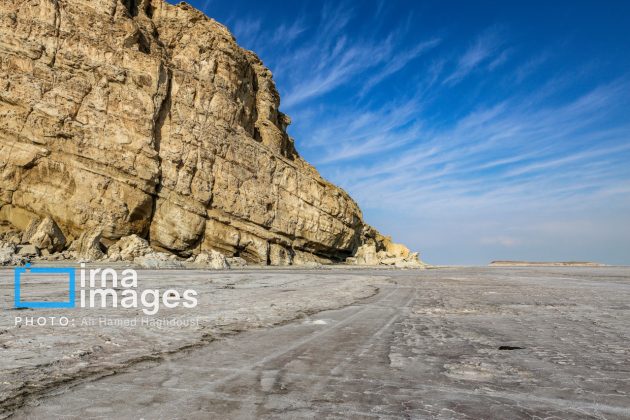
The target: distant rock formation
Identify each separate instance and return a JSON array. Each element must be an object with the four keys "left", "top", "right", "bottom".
[
  {"left": 0, "top": 0, "right": 422, "bottom": 266},
  {"left": 489, "top": 261, "right": 603, "bottom": 267}
]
